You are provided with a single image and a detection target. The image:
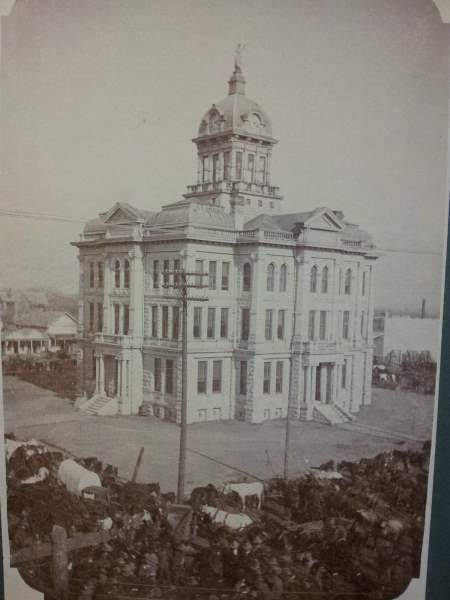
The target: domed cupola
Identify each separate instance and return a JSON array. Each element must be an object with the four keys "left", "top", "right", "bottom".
[{"left": 185, "top": 48, "right": 282, "bottom": 227}]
